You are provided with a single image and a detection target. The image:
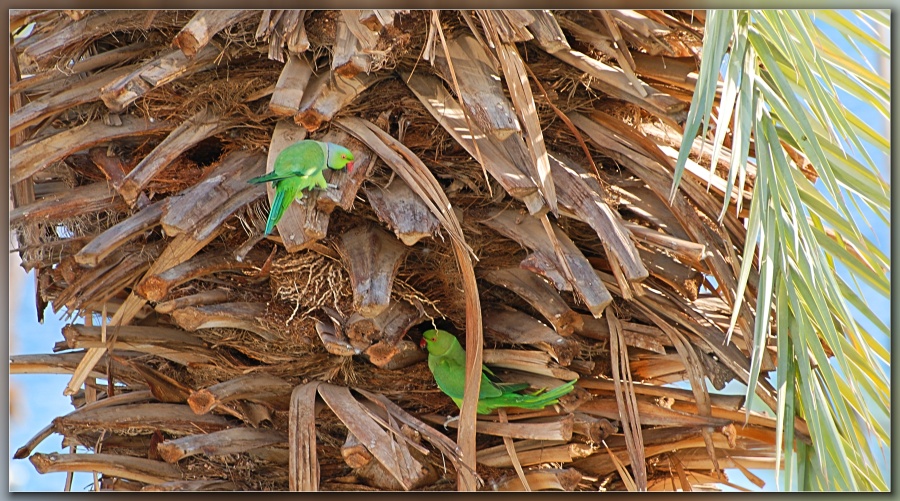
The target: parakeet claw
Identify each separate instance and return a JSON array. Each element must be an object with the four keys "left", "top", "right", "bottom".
[
  {"left": 443, "top": 415, "right": 460, "bottom": 430},
  {"left": 326, "top": 183, "right": 338, "bottom": 190}
]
